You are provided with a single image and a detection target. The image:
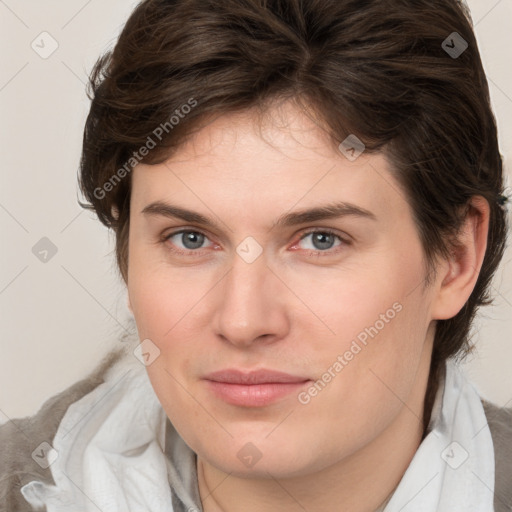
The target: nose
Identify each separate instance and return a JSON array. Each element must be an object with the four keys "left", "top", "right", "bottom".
[{"left": 211, "top": 252, "right": 290, "bottom": 348}]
